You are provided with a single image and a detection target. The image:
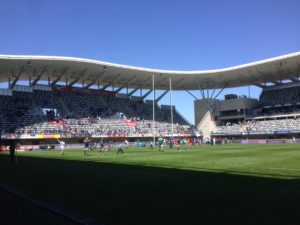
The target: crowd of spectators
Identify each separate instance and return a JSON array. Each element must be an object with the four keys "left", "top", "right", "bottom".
[
  {"left": 214, "top": 117, "right": 300, "bottom": 135},
  {"left": 0, "top": 88, "right": 191, "bottom": 137},
  {"left": 259, "top": 85, "right": 300, "bottom": 107},
  {"left": 257, "top": 105, "right": 300, "bottom": 116}
]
